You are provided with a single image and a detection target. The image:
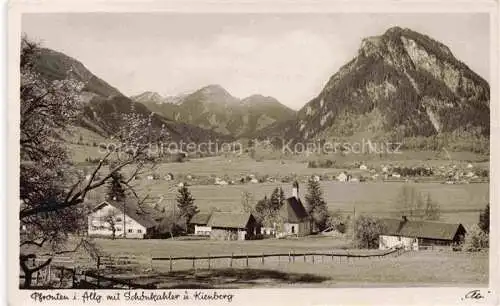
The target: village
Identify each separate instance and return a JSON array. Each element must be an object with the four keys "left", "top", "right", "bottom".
[{"left": 87, "top": 179, "right": 474, "bottom": 249}]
